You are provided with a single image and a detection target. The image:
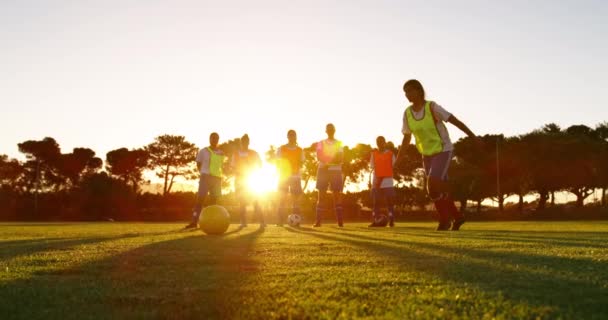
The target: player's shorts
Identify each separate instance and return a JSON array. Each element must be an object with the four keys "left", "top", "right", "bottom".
[
  {"left": 316, "top": 167, "right": 343, "bottom": 192},
  {"left": 422, "top": 150, "right": 453, "bottom": 181},
  {"left": 198, "top": 174, "right": 221, "bottom": 198},
  {"left": 278, "top": 176, "right": 303, "bottom": 195}
]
